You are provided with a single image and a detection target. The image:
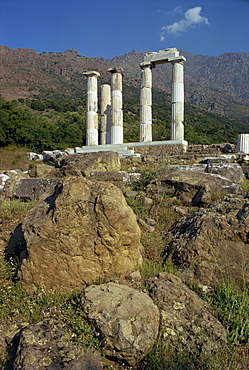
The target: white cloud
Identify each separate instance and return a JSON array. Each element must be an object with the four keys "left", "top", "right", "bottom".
[{"left": 160, "top": 6, "right": 209, "bottom": 41}]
